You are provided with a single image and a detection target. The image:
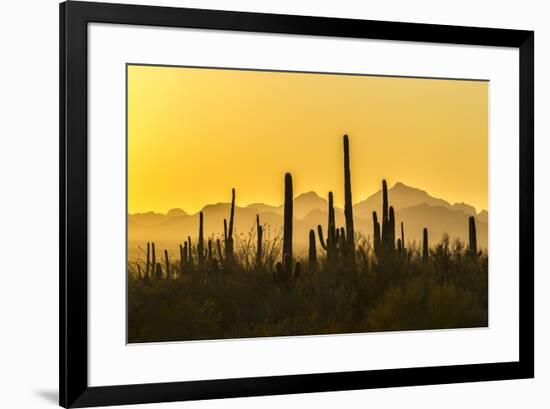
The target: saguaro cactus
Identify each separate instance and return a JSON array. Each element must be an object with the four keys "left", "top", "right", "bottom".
[
  {"left": 256, "top": 214, "right": 263, "bottom": 268},
  {"left": 274, "top": 173, "right": 300, "bottom": 288},
  {"left": 164, "top": 249, "right": 170, "bottom": 279},
  {"left": 282, "top": 173, "right": 293, "bottom": 263},
  {"left": 334, "top": 228, "right": 341, "bottom": 258},
  {"left": 274, "top": 254, "right": 301, "bottom": 289},
  {"left": 422, "top": 228, "right": 429, "bottom": 263},
  {"left": 342, "top": 134, "right": 355, "bottom": 258},
  {"left": 198, "top": 211, "right": 205, "bottom": 268},
  {"left": 223, "top": 219, "right": 227, "bottom": 242},
  {"left": 216, "top": 238, "right": 223, "bottom": 263},
  {"left": 401, "top": 222, "right": 405, "bottom": 256},
  {"left": 179, "top": 244, "right": 184, "bottom": 276},
  {"left": 468, "top": 216, "right": 477, "bottom": 255},
  {"left": 389, "top": 206, "right": 396, "bottom": 252},
  {"left": 328, "top": 192, "right": 335, "bottom": 233},
  {"left": 155, "top": 262, "right": 162, "bottom": 280},
  {"left": 380, "top": 179, "right": 390, "bottom": 253},
  {"left": 317, "top": 191, "right": 337, "bottom": 260},
  {"left": 308, "top": 229, "right": 317, "bottom": 268},
  {"left": 339, "top": 227, "right": 347, "bottom": 257},
  {"left": 187, "top": 236, "right": 192, "bottom": 266},
  {"left": 225, "top": 188, "right": 236, "bottom": 262},
  {"left": 151, "top": 242, "right": 156, "bottom": 278},
  {"left": 145, "top": 242, "right": 150, "bottom": 279},
  {"left": 373, "top": 211, "right": 381, "bottom": 256}
]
